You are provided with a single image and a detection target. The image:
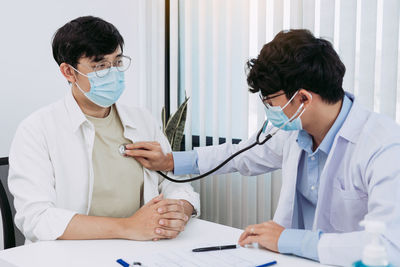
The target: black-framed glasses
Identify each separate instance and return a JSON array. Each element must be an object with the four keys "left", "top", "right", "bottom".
[{"left": 259, "top": 92, "right": 286, "bottom": 108}]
